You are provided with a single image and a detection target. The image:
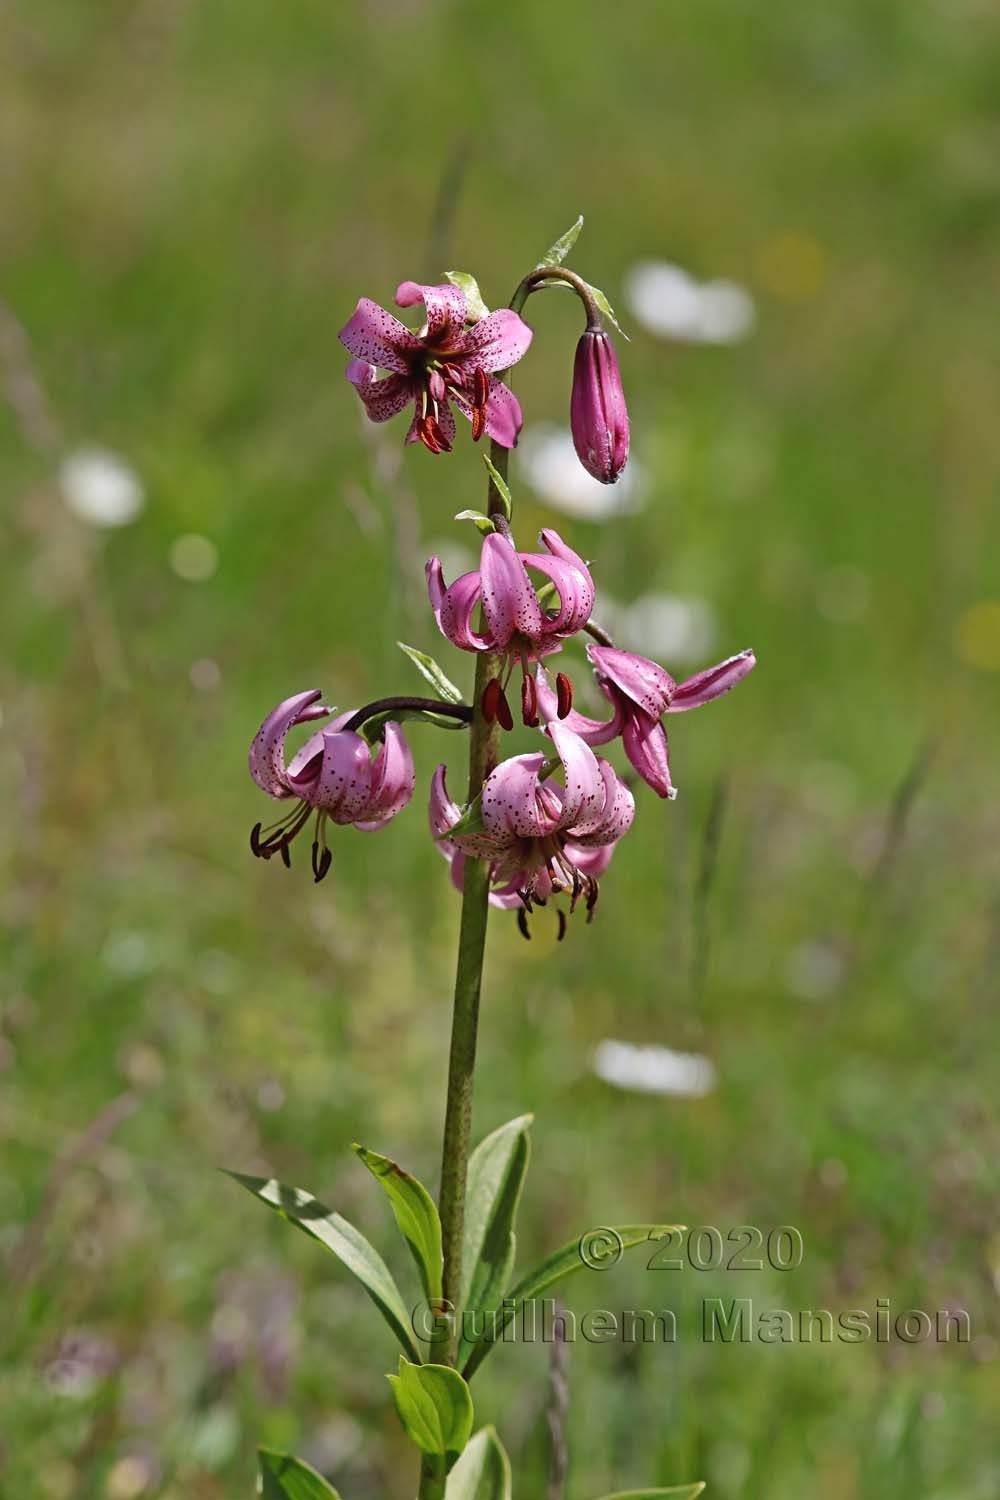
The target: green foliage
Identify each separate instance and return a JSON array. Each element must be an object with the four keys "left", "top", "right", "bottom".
[
  {"left": 388, "top": 1358, "right": 474, "bottom": 1470},
  {"left": 397, "top": 643, "right": 466, "bottom": 706},
  {"left": 594, "top": 1489, "right": 706, "bottom": 1500},
  {"left": 463, "top": 1225, "right": 683, "bottom": 1377},
  {"left": 446, "top": 1426, "right": 512, "bottom": 1500},
  {"left": 481, "top": 456, "right": 513, "bottom": 520},
  {"left": 458, "top": 1116, "right": 531, "bottom": 1369},
  {"left": 228, "top": 1173, "right": 422, "bottom": 1362},
  {"left": 445, "top": 272, "right": 491, "bottom": 323},
  {"left": 353, "top": 1143, "right": 443, "bottom": 1302},
  {"left": 537, "top": 216, "right": 584, "bottom": 268},
  {"left": 259, "top": 1449, "right": 342, "bottom": 1499}
]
